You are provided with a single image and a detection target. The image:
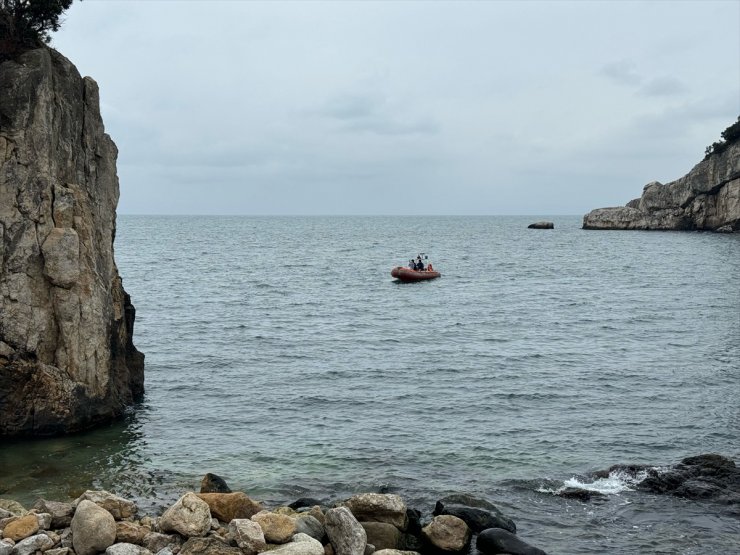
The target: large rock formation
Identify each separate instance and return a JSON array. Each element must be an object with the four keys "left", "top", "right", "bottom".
[
  {"left": 0, "top": 46, "right": 144, "bottom": 436},
  {"left": 583, "top": 140, "right": 740, "bottom": 231}
]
